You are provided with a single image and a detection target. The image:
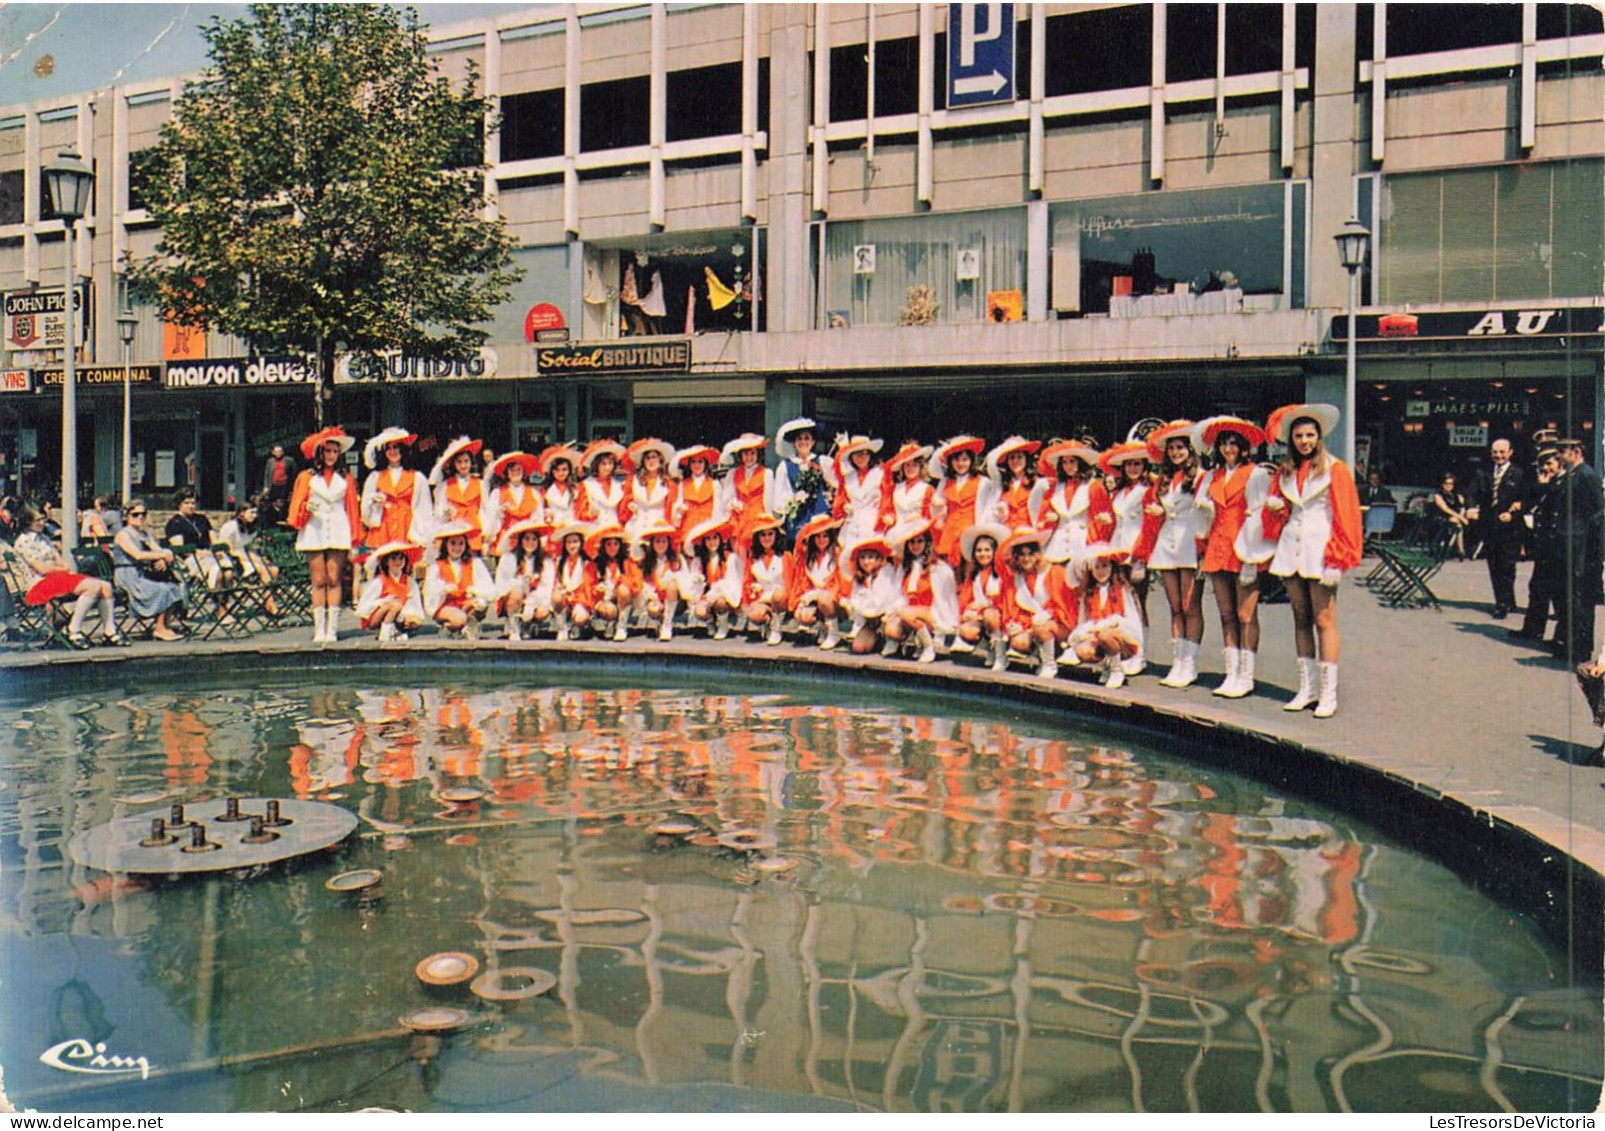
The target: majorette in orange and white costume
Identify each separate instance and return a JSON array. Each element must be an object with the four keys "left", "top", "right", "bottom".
[
  {"left": 786, "top": 513, "right": 844, "bottom": 649},
  {"left": 833, "top": 435, "right": 891, "bottom": 545},
  {"left": 998, "top": 525, "right": 1079, "bottom": 680},
  {"left": 356, "top": 540, "right": 426, "bottom": 643},
  {"left": 885, "top": 516, "right": 959, "bottom": 665},
  {"left": 982, "top": 436, "right": 1041, "bottom": 529},
  {"left": 429, "top": 437, "right": 486, "bottom": 554},
  {"left": 360, "top": 427, "right": 433, "bottom": 556},
  {"left": 494, "top": 517, "right": 555, "bottom": 640},
  {"left": 481, "top": 452, "right": 544, "bottom": 558},
  {"left": 672, "top": 445, "right": 722, "bottom": 547},
  {"left": 623, "top": 438, "right": 679, "bottom": 545},
  {"left": 1099, "top": 440, "right": 1154, "bottom": 679},
  {"left": 886, "top": 443, "right": 937, "bottom": 529},
  {"left": 741, "top": 512, "right": 790, "bottom": 645},
  {"left": 839, "top": 533, "right": 899, "bottom": 654},
  {"left": 1131, "top": 420, "right": 1205, "bottom": 690},
  {"left": 1065, "top": 546, "right": 1143, "bottom": 689},
  {"left": 955, "top": 521, "right": 1013, "bottom": 671},
  {"left": 1031, "top": 439, "right": 1115, "bottom": 566},
  {"left": 288, "top": 426, "right": 364, "bottom": 644},
  {"left": 536, "top": 445, "right": 583, "bottom": 528},
  {"left": 423, "top": 520, "right": 495, "bottom": 639},
  {"left": 577, "top": 440, "right": 629, "bottom": 528},
  {"left": 1193, "top": 415, "right": 1272, "bottom": 701},
  {"left": 930, "top": 435, "right": 988, "bottom": 567},
  {"left": 1257, "top": 403, "right": 1363, "bottom": 720},
  {"left": 684, "top": 516, "right": 743, "bottom": 639},
  {"left": 718, "top": 433, "right": 773, "bottom": 547}
]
